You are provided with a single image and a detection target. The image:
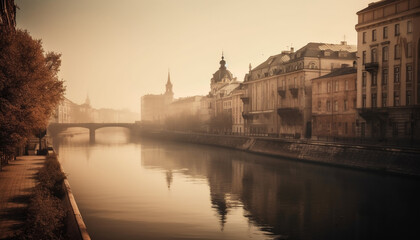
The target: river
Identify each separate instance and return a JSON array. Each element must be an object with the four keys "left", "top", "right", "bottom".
[{"left": 52, "top": 128, "right": 419, "bottom": 240}]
